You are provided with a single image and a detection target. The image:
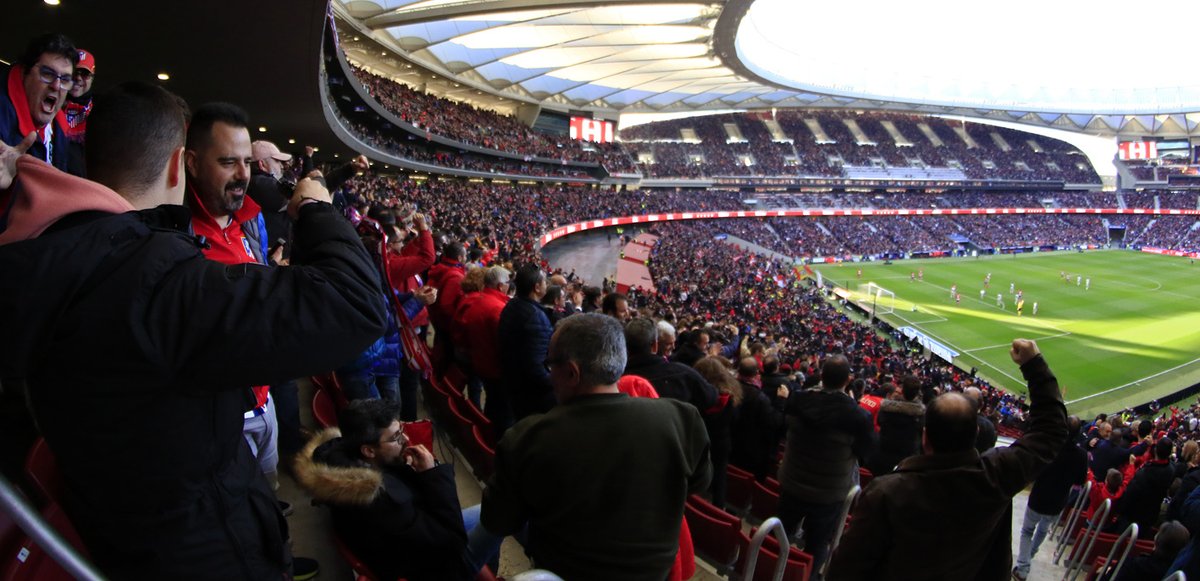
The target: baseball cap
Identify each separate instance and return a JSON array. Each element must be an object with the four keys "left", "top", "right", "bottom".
[
  {"left": 251, "top": 140, "right": 293, "bottom": 163},
  {"left": 75, "top": 50, "right": 95, "bottom": 73}
]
